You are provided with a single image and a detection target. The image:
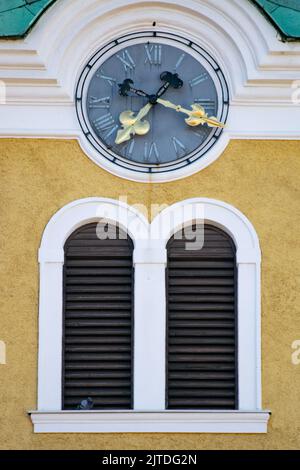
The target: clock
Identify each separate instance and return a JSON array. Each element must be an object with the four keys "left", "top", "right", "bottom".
[{"left": 76, "top": 32, "right": 229, "bottom": 175}]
